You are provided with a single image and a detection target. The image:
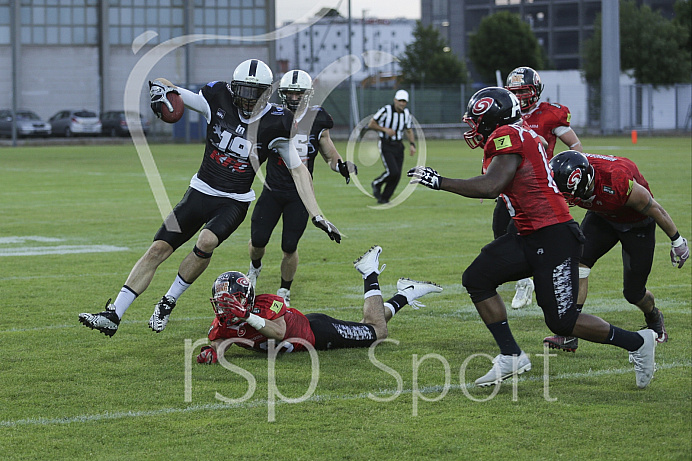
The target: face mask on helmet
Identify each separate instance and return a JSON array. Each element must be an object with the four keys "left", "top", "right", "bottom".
[
  {"left": 462, "top": 88, "right": 521, "bottom": 149},
  {"left": 230, "top": 59, "right": 274, "bottom": 117},
  {"left": 549, "top": 151, "right": 596, "bottom": 201},
  {"left": 278, "top": 70, "right": 313, "bottom": 112},
  {"left": 505, "top": 67, "right": 543, "bottom": 112},
  {"left": 209, "top": 271, "right": 255, "bottom": 324}
]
